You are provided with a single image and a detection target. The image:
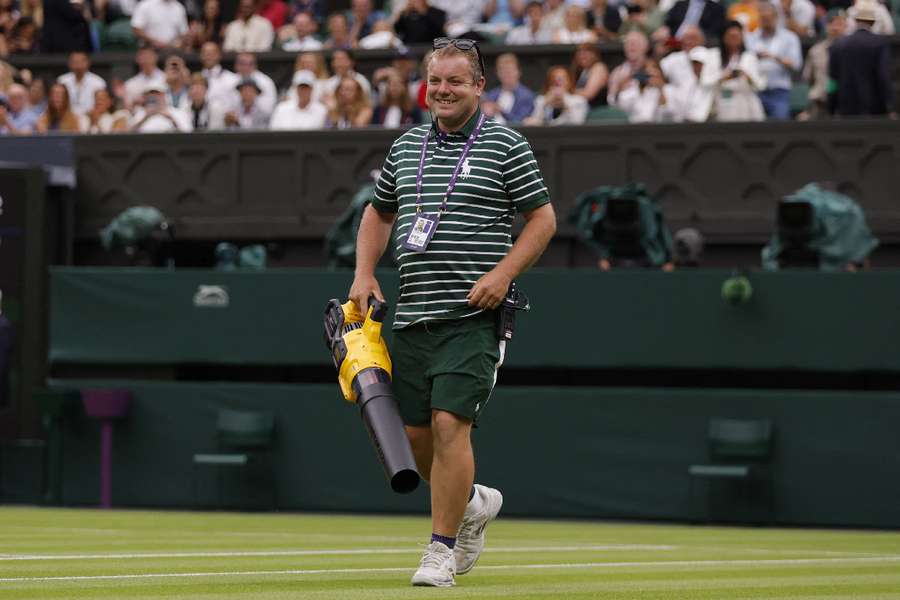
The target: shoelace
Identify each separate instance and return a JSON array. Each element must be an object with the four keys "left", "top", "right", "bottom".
[{"left": 420, "top": 545, "right": 450, "bottom": 568}]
